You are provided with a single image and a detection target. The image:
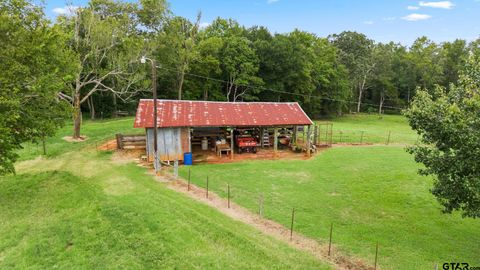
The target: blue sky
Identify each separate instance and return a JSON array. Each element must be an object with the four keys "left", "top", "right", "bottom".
[{"left": 45, "top": 0, "right": 480, "bottom": 45}]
